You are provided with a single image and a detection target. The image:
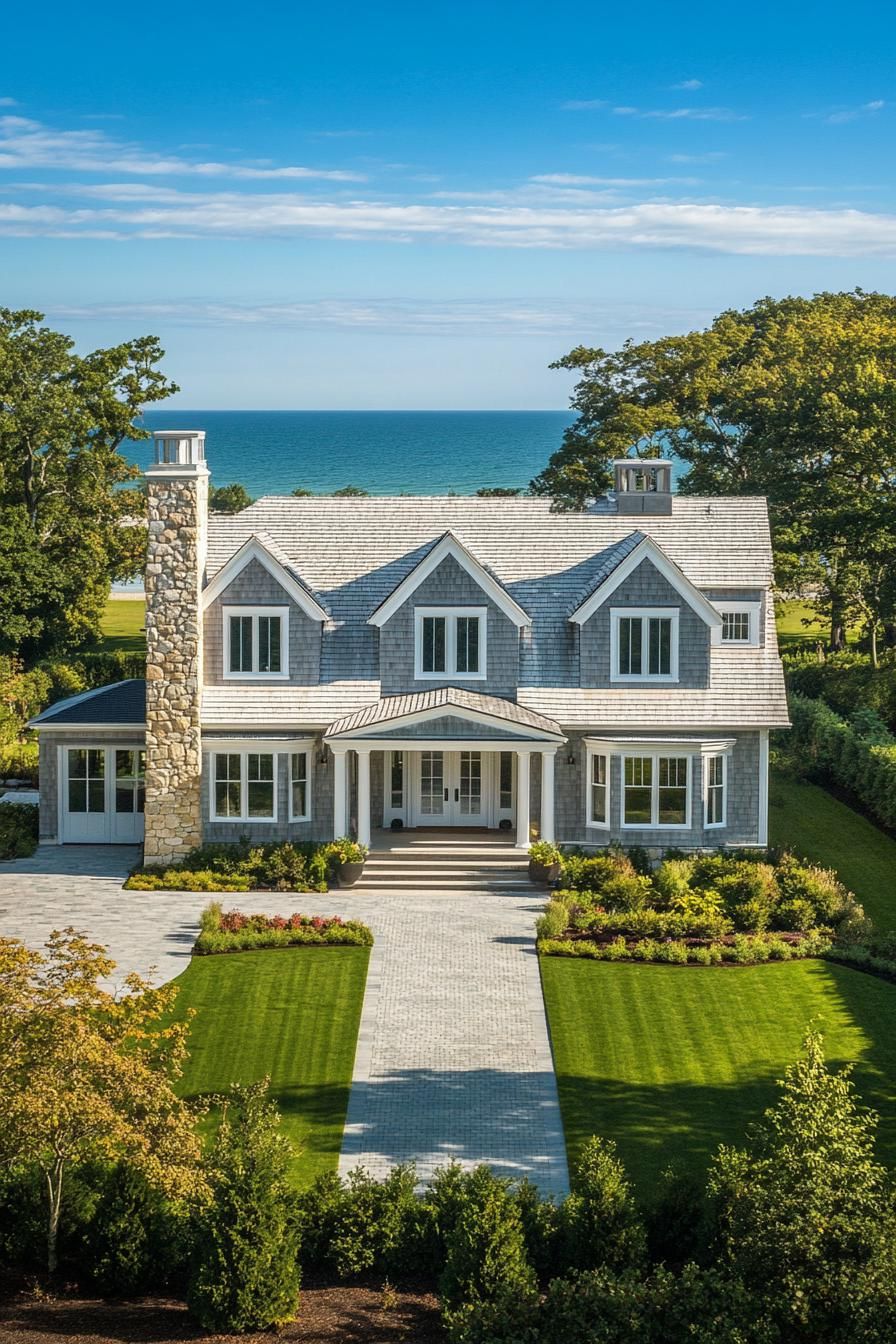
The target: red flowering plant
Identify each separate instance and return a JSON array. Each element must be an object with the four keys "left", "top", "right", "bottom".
[{"left": 194, "top": 902, "right": 365, "bottom": 954}]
